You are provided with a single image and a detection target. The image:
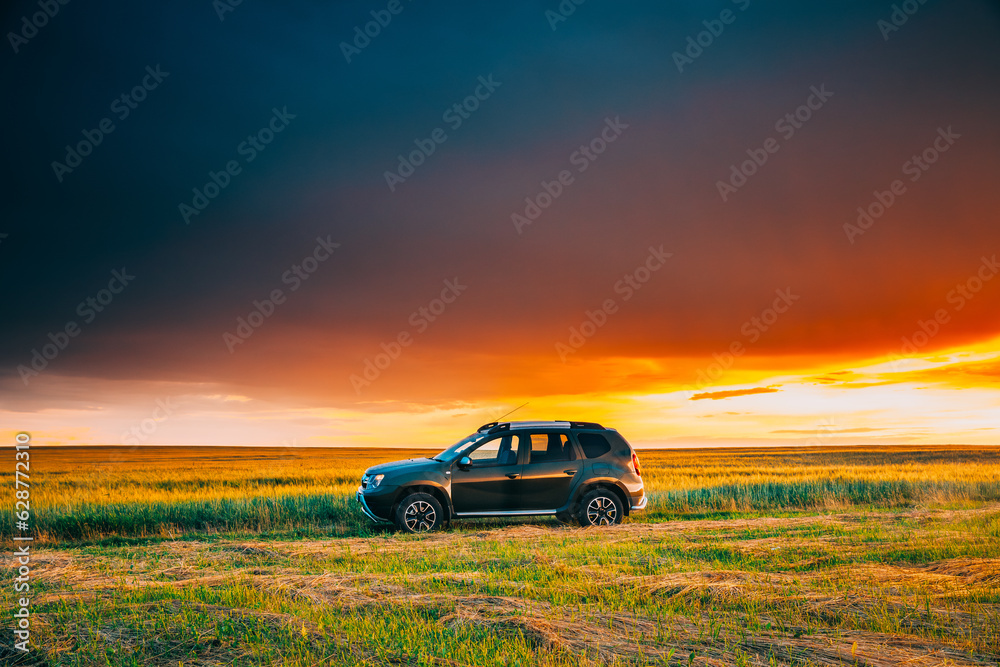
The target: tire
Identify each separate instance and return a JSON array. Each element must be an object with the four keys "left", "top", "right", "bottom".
[
  {"left": 577, "top": 488, "right": 623, "bottom": 527},
  {"left": 394, "top": 493, "right": 444, "bottom": 533}
]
